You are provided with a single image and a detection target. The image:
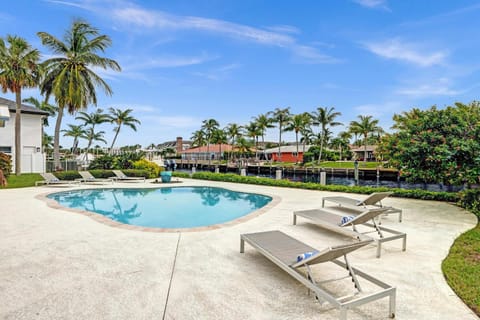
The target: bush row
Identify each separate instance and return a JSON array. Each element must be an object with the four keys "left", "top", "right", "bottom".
[
  {"left": 186, "top": 172, "right": 459, "bottom": 202},
  {"left": 53, "top": 169, "right": 154, "bottom": 180}
]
